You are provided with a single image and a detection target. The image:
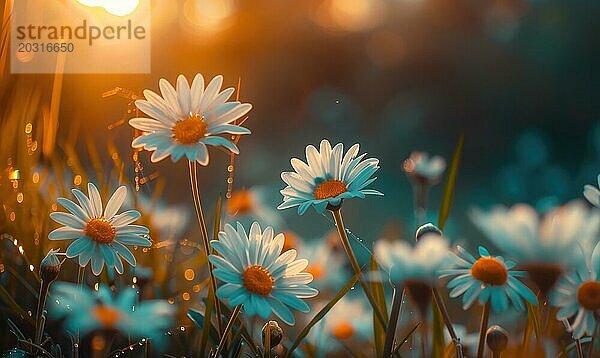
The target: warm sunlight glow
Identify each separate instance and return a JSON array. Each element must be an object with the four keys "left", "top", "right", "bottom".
[{"left": 75, "top": 0, "right": 140, "bottom": 16}]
